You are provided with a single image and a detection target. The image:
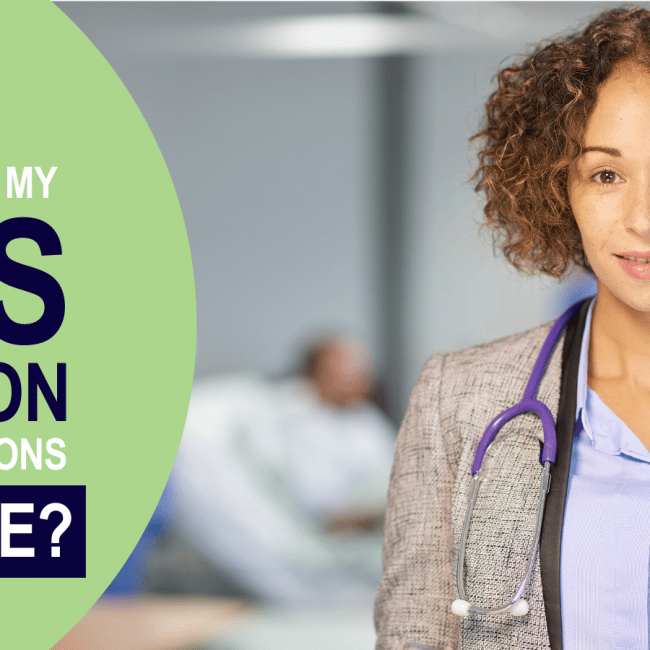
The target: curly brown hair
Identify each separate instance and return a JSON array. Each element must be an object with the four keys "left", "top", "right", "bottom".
[{"left": 471, "top": 4, "right": 650, "bottom": 278}]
